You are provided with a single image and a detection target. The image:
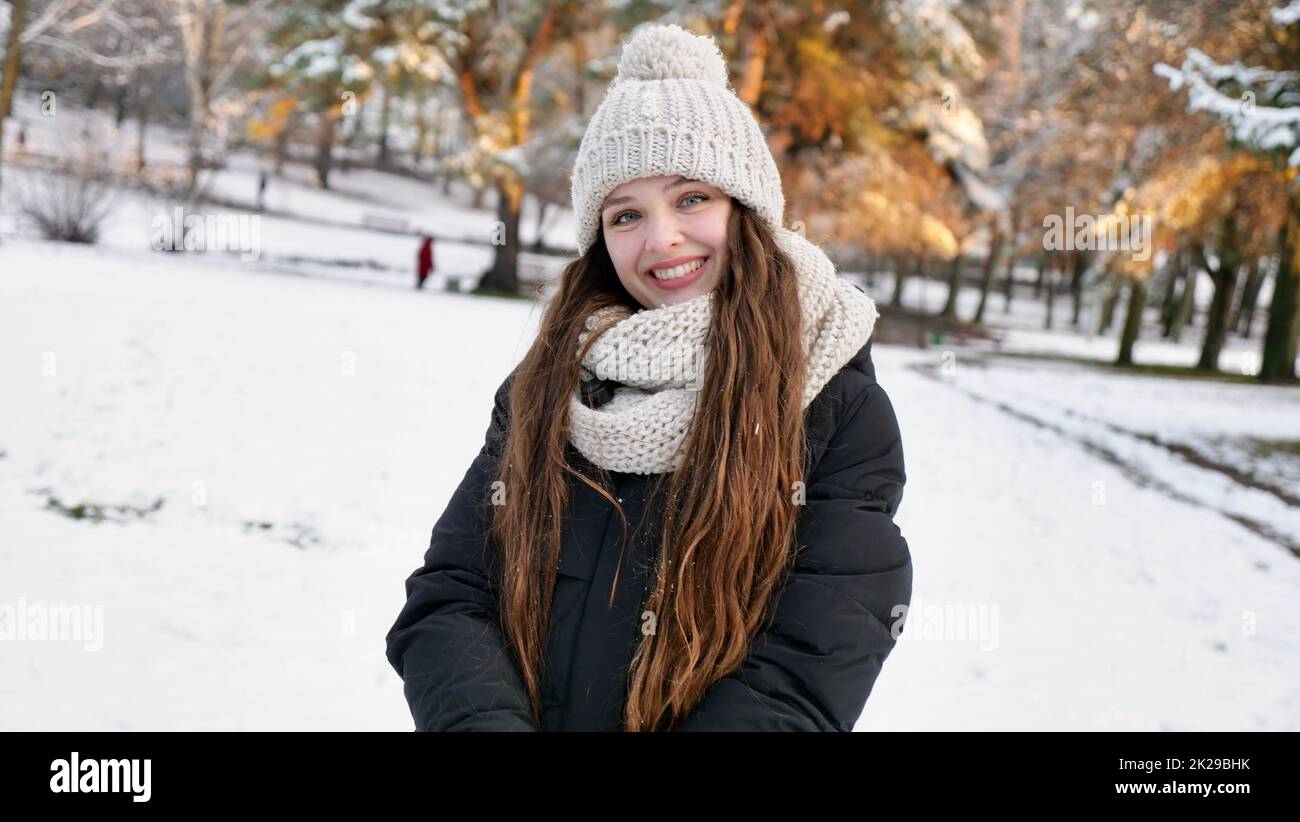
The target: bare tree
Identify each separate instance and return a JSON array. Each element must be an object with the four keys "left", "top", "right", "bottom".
[
  {"left": 167, "top": 0, "right": 258, "bottom": 190},
  {"left": 0, "top": 0, "right": 33, "bottom": 199},
  {"left": 1, "top": 0, "right": 172, "bottom": 199}
]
